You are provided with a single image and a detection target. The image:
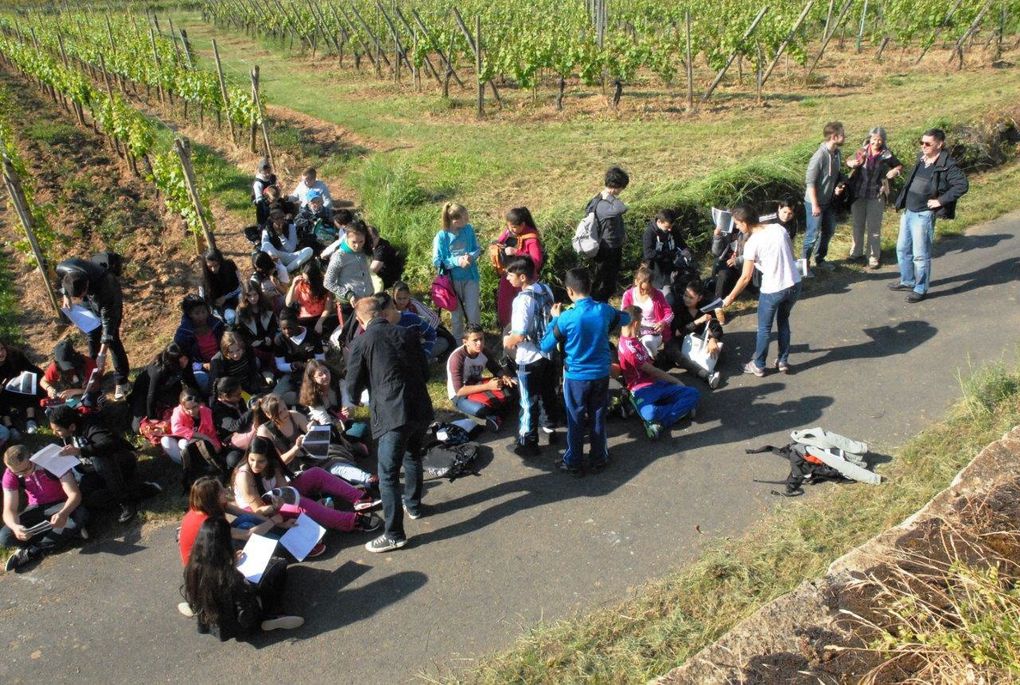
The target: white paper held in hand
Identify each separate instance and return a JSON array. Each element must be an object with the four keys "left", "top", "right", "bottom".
[
  {"left": 30, "top": 444, "right": 80, "bottom": 478},
  {"left": 61, "top": 304, "right": 102, "bottom": 334},
  {"left": 279, "top": 513, "right": 326, "bottom": 561},
  {"left": 236, "top": 534, "right": 278, "bottom": 583}
]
